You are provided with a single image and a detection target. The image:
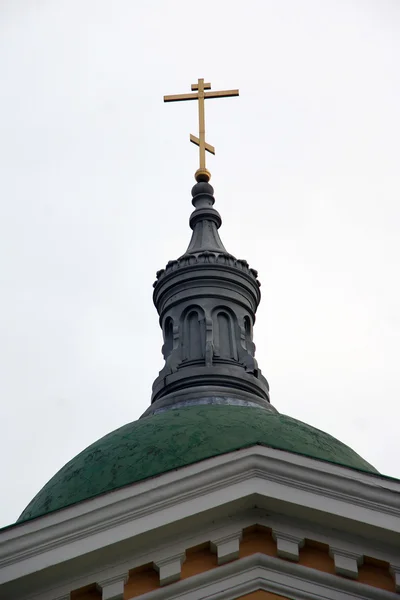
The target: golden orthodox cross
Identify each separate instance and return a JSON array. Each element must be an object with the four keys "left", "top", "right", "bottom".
[{"left": 164, "top": 78, "right": 239, "bottom": 182}]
